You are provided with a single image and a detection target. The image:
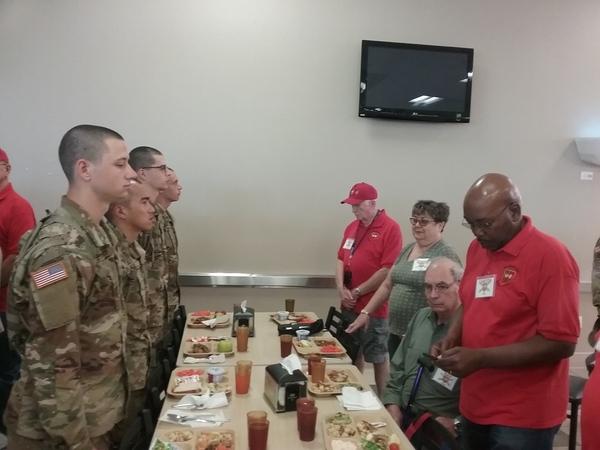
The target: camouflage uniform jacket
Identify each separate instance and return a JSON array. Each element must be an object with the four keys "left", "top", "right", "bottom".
[
  {"left": 593, "top": 237, "right": 600, "bottom": 315},
  {"left": 138, "top": 201, "right": 169, "bottom": 347},
  {"left": 6, "top": 197, "right": 128, "bottom": 450},
  {"left": 163, "top": 209, "right": 180, "bottom": 322},
  {"left": 108, "top": 223, "right": 151, "bottom": 391}
]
